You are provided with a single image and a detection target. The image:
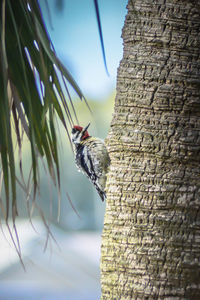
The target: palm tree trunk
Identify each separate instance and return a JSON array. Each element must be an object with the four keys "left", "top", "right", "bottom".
[{"left": 101, "top": 0, "right": 200, "bottom": 298}]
